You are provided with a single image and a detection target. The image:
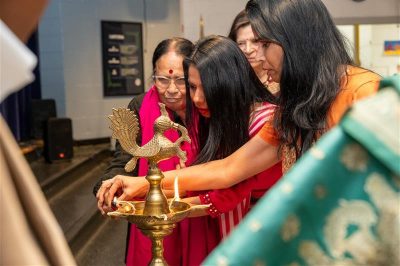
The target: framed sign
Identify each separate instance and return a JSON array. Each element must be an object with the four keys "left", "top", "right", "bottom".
[
  {"left": 384, "top": 40, "right": 400, "bottom": 56},
  {"left": 101, "top": 21, "right": 144, "bottom": 96}
]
